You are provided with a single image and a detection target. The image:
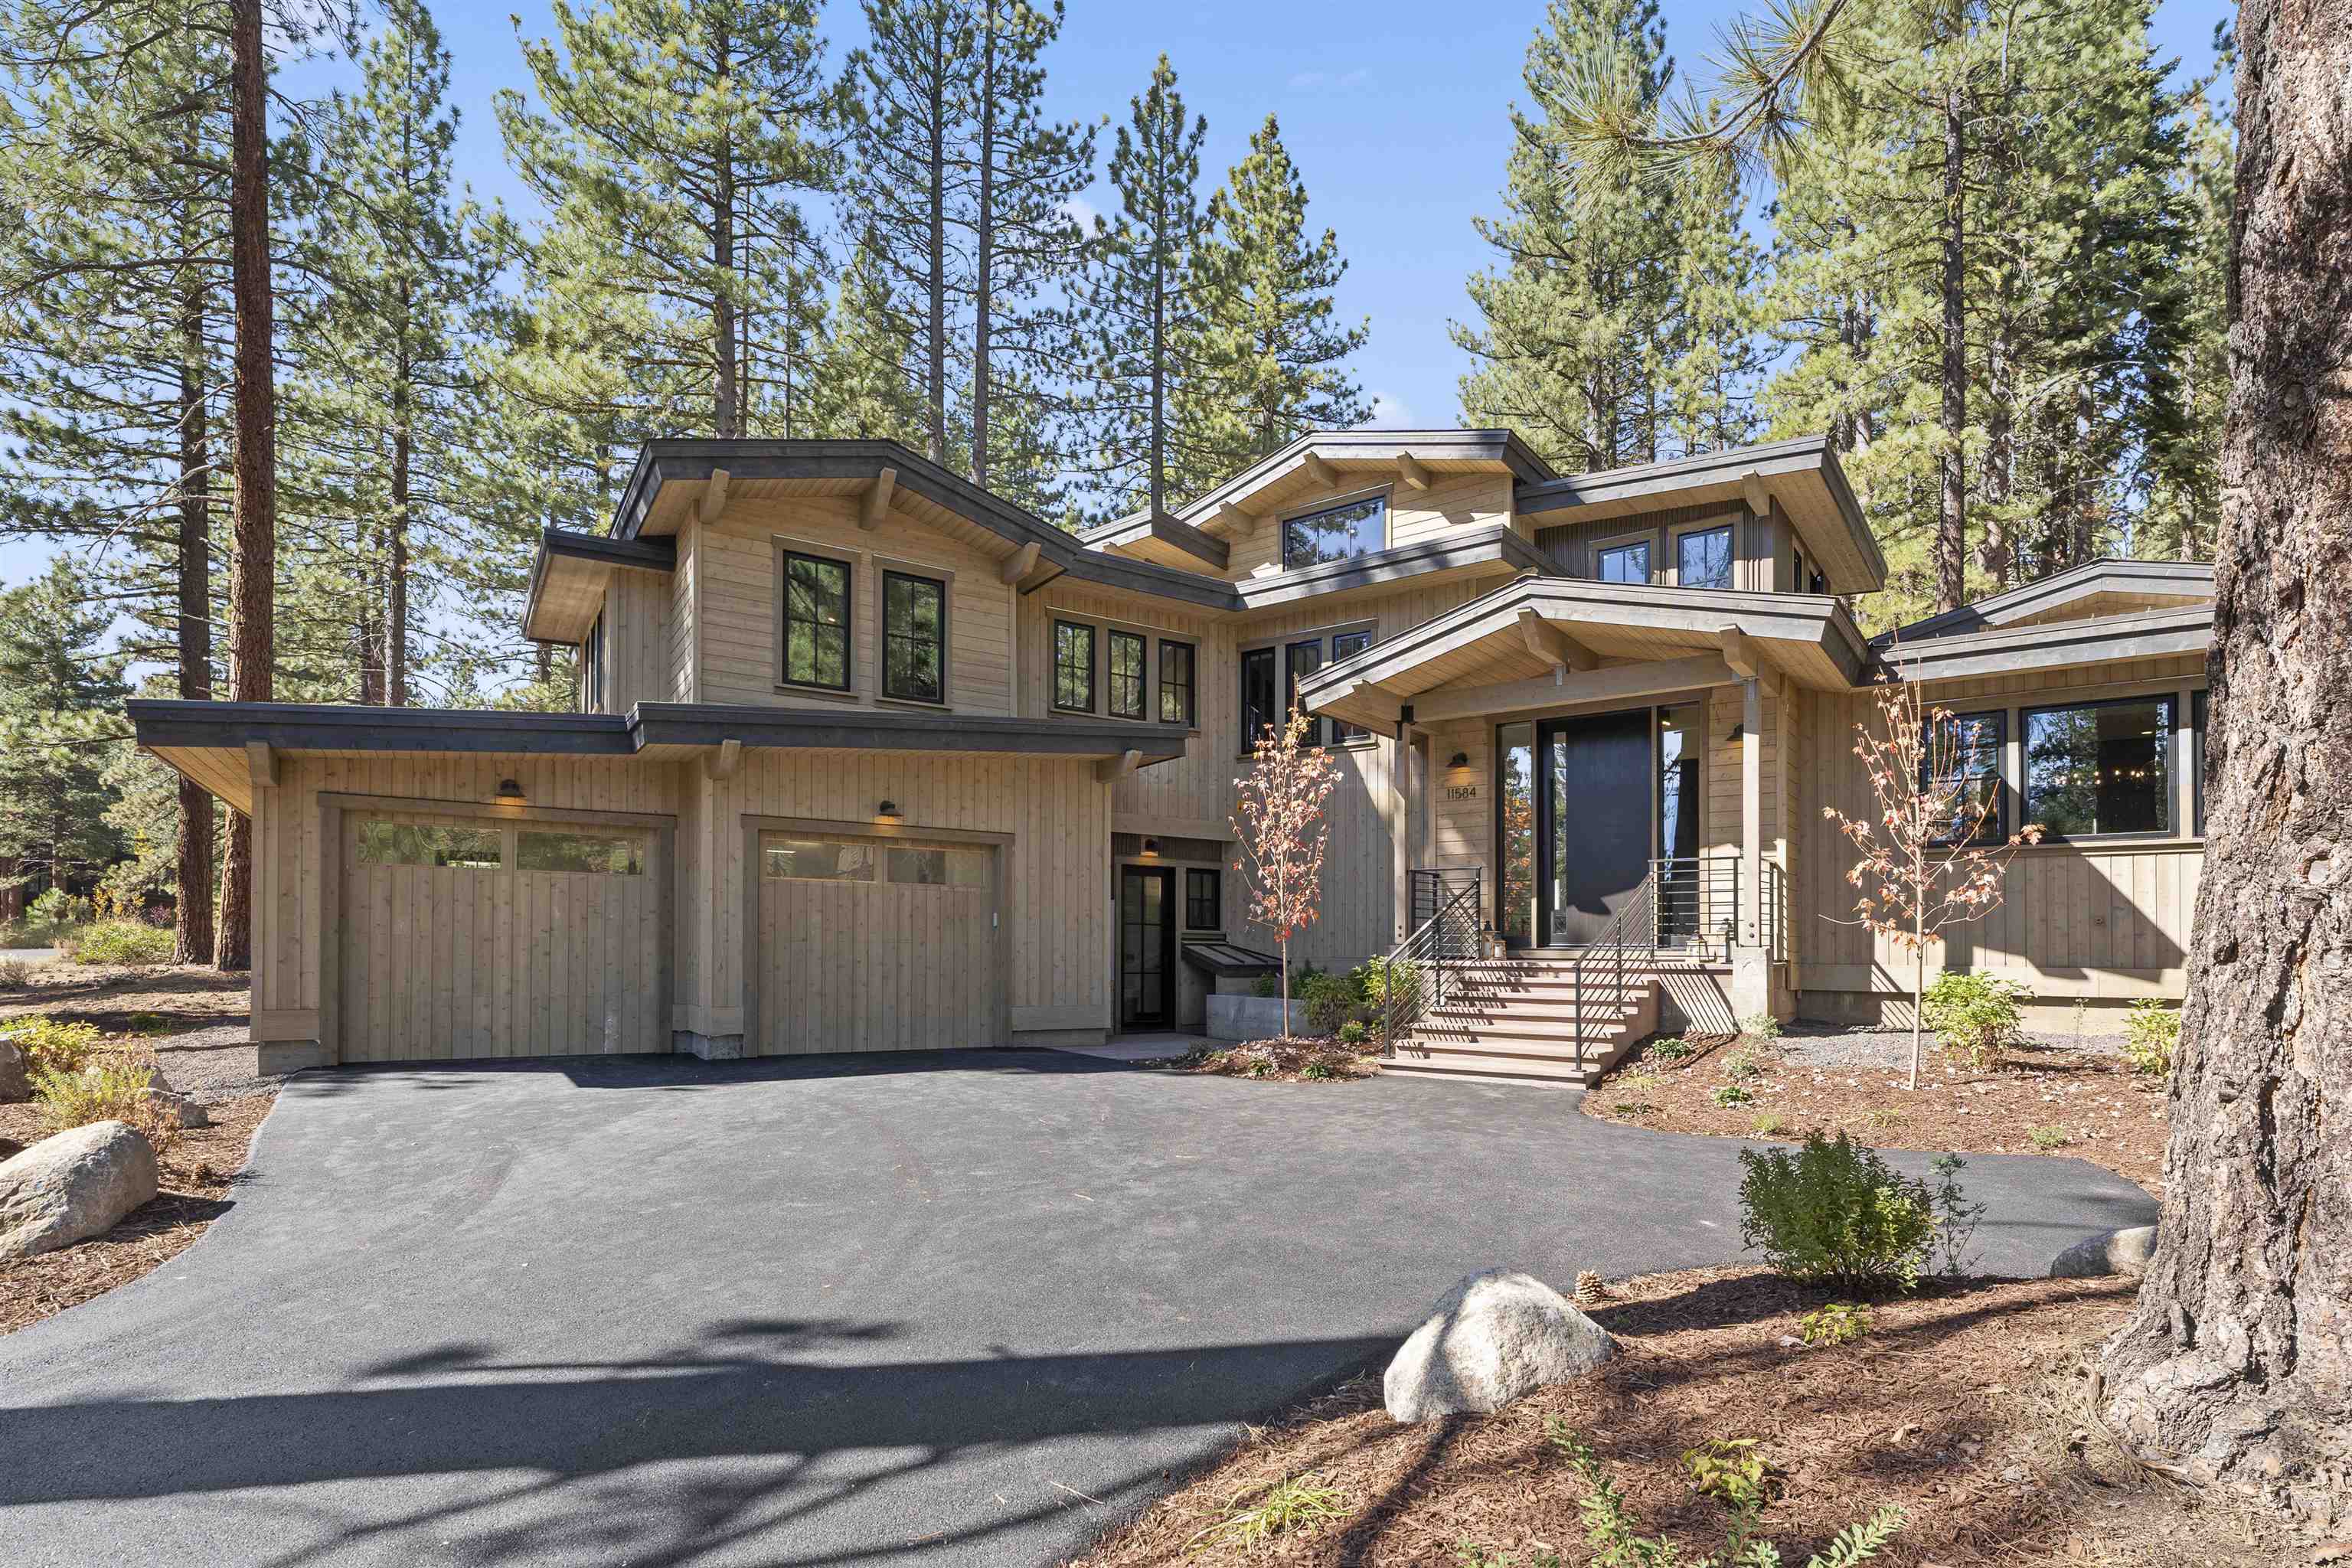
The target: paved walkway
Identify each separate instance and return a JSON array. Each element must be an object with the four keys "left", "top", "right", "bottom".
[{"left": 0, "top": 1050, "right": 2156, "bottom": 1568}]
